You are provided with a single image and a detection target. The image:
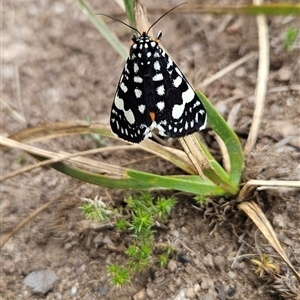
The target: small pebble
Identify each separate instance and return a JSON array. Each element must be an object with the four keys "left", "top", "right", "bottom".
[
  {"left": 227, "top": 271, "right": 236, "bottom": 279},
  {"left": 168, "top": 259, "right": 177, "bottom": 272},
  {"left": 103, "top": 235, "right": 112, "bottom": 245},
  {"left": 70, "top": 286, "right": 77, "bottom": 296},
  {"left": 194, "top": 283, "right": 201, "bottom": 293},
  {"left": 168, "top": 283, "right": 176, "bottom": 293},
  {"left": 146, "top": 288, "right": 155, "bottom": 298},
  {"left": 203, "top": 253, "right": 214, "bottom": 268},
  {"left": 202, "top": 292, "right": 216, "bottom": 300},
  {"left": 185, "top": 287, "right": 195, "bottom": 299},
  {"left": 133, "top": 288, "right": 146, "bottom": 300},
  {"left": 273, "top": 214, "right": 286, "bottom": 228},
  {"left": 214, "top": 255, "right": 226, "bottom": 271},
  {"left": 153, "top": 274, "right": 165, "bottom": 284},
  {"left": 201, "top": 277, "right": 215, "bottom": 290},
  {"left": 171, "top": 230, "right": 180, "bottom": 238},
  {"left": 275, "top": 67, "right": 292, "bottom": 82}
]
